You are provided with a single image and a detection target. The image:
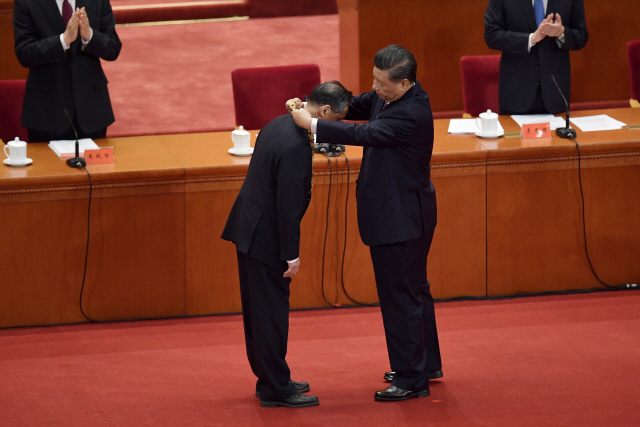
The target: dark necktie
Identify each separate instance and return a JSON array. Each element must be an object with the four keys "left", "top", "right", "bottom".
[
  {"left": 62, "top": 0, "right": 73, "bottom": 26},
  {"left": 534, "top": 0, "right": 545, "bottom": 26}
]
